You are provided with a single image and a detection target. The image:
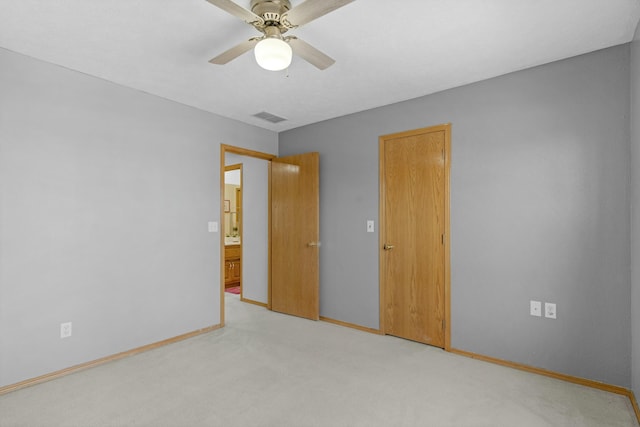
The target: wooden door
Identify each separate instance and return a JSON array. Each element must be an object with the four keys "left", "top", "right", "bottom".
[
  {"left": 270, "top": 152, "right": 320, "bottom": 320},
  {"left": 380, "top": 124, "right": 450, "bottom": 348}
]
